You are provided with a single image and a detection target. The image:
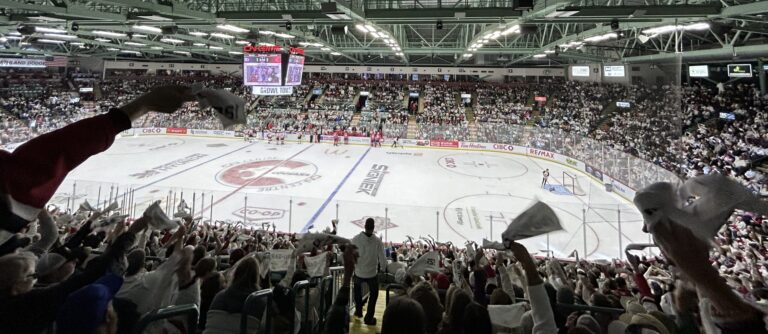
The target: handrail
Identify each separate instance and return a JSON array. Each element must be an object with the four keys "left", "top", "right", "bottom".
[
  {"left": 293, "top": 280, "right": 312, "bottom": 334},
  {"left": 385, "top": 283, "right": 407, "bottom": 305},
  {"left": 317, "top": 275, "right": 334, "bottom": 334},
  {"left": 242, "top": 289, "right": 273, "bottom": 334},
  {"left": 132, "top": 304, "right": 198, "bottom": 334},
  {"left": 556, "top": 303, "right": 626, "bottom": 315}
]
